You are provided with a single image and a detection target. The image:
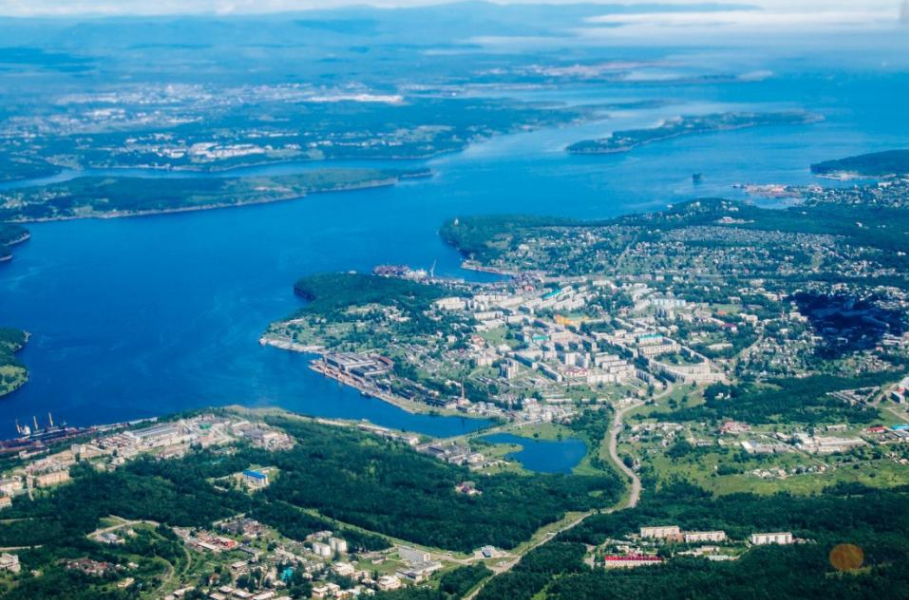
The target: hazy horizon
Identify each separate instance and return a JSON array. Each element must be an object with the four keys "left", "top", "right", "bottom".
[{"left": 0, "top": 0, "right": 902, "bottom": 19}]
